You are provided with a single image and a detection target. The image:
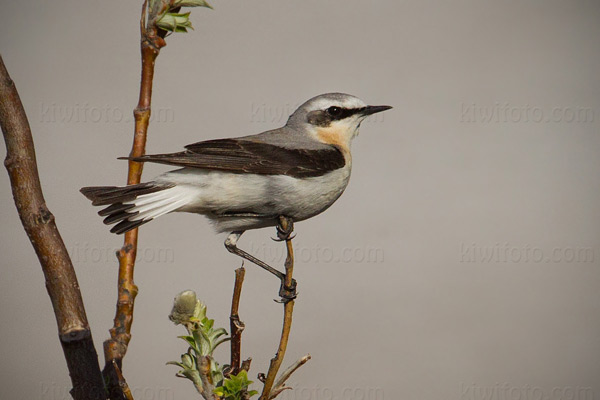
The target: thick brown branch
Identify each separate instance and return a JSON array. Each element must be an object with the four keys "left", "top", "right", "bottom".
[
  {"left": 103, "top": 1, "right": 168, "bottom": 396},
  {"left": 260, "top": 217, "right": 296, "bottom": 400},
  {"left": 229, "top": 266, "right": 246, "bottom": 376},
  {"left": 0, "top": 54, "right": 105, "bottom": 400}
]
